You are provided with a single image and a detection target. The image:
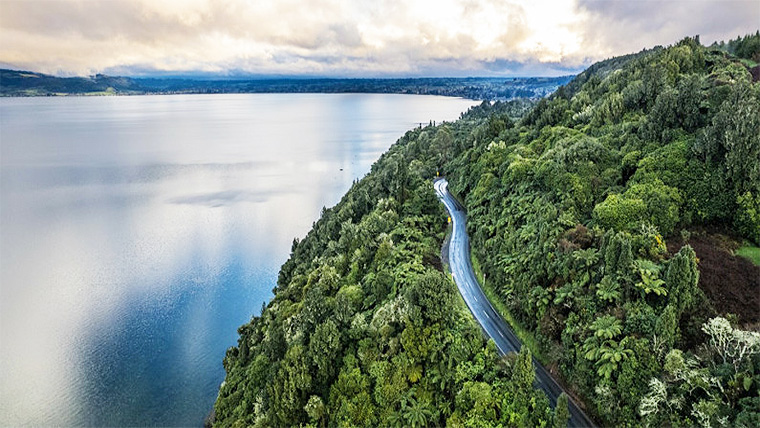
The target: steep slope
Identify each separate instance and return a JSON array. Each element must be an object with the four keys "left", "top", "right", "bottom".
[
  {"left": 214, "top": 34, "right": 760, "bottom": 427},
  {"left": 446, "top": 35, "right": 760, "bottom": 426},
  {"left": 212, "top": 100, "right": 564, "bottom": 427},
  {"left": 437, "top": 178, "right": 595, "bottom": 427}
]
